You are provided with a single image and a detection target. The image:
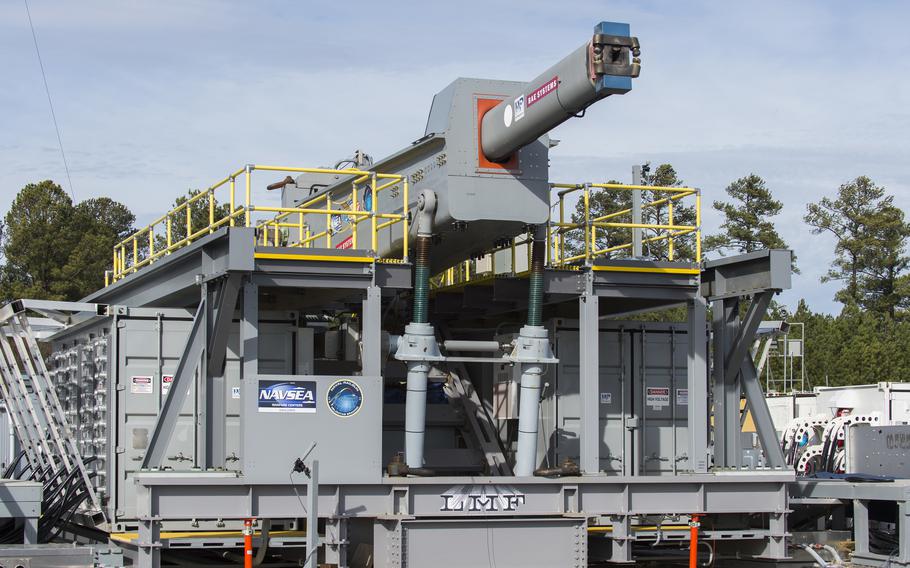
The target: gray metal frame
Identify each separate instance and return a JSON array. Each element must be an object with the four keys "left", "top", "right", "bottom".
[{"left": 794, "top": 479, "right": 910, "bottom": 567}]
